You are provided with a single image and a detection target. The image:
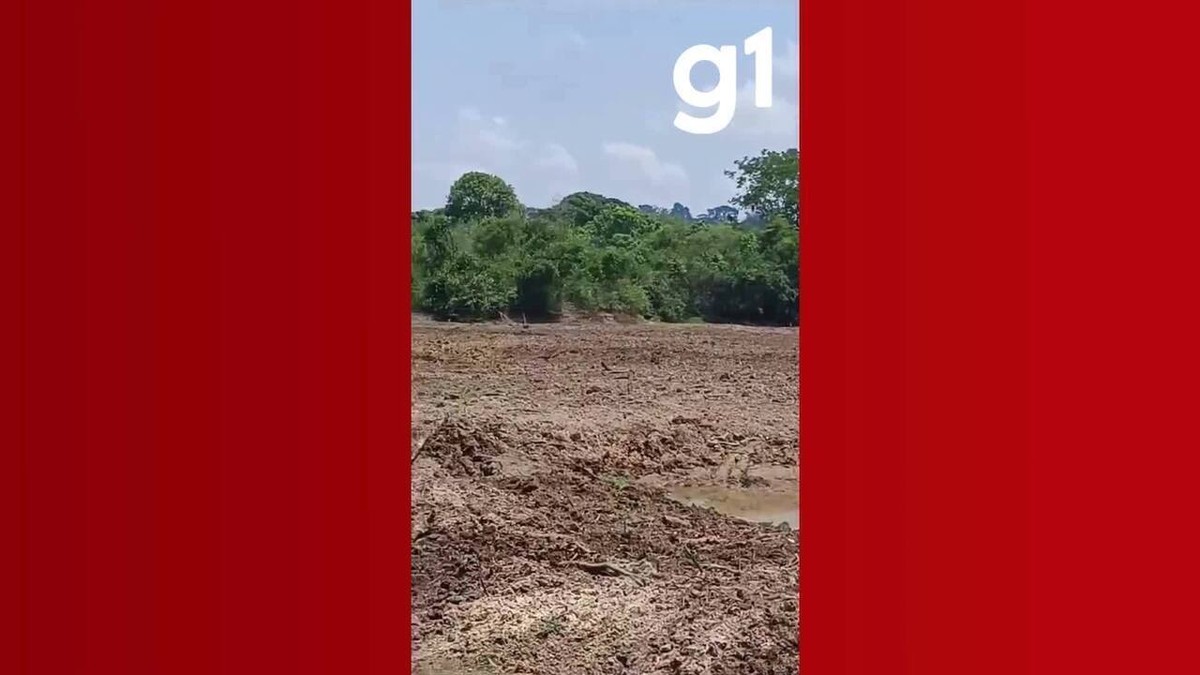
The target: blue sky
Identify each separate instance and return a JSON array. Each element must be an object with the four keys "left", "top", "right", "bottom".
[{"left": 412, "top": 0, "right": 799, "bottom": 213}]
